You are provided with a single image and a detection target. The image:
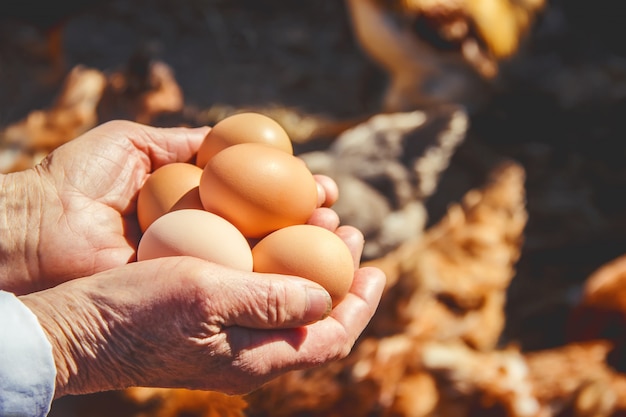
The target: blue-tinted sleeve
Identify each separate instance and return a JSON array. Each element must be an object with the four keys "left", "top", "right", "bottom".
[{"left": 0, "top": 290, "right": 56, "bottom": 417}]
